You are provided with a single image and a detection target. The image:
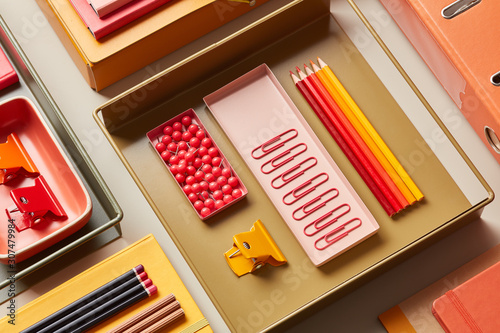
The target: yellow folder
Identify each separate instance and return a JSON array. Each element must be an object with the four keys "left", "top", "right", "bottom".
[{"left": 1, "top": 234, "right": 212, "bottom": 333}]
